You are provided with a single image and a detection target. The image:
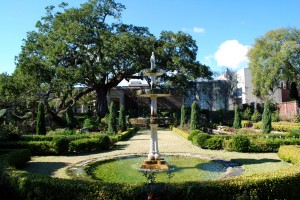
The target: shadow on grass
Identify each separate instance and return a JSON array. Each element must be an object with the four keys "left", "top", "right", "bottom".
[
  {"left": 26, "top": 162, "right": 68, "bottom": 176},
  {"left": 231, "top": 158, "right": 281, "bottom": 165}
]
